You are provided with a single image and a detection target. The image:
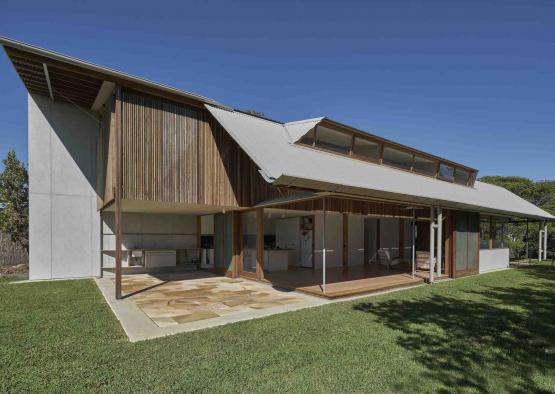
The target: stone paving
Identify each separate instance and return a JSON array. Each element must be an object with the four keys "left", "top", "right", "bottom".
[{"left": 118, "top": 273, "right": 303, "bottom": 327}]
